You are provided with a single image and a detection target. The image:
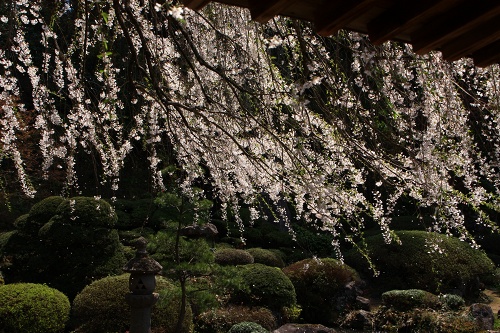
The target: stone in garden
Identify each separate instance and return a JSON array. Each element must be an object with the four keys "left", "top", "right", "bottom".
[
  {"left": 469, "top": 303, "right": 494, "bottom": 331},
  {"left": 180, "top": 223, "right": 218, "bottom": 238},
  {"left": 355, "top": 296, "right": 371, "bottom": 310},
  {"left": 341, "top": 310, "right": 374, "bottom": 330}
]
